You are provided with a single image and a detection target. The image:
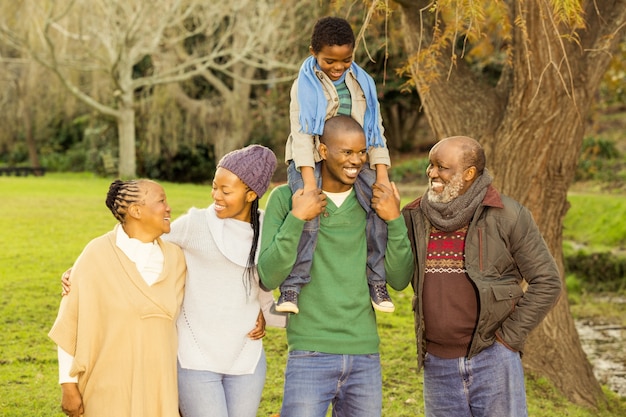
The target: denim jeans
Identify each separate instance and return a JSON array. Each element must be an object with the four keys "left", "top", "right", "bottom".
[
  {"left": 423, "top": 342, "right": 528, "bottom": 417},
  {"left": 177, "top": 350, "right": 266, "bottom": 417},
  {"left": 280, "top": 351, "right": 382, "bottom": 417},
  {"left": 283, "top": 161, "right": 388, "bottom": 293}
]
